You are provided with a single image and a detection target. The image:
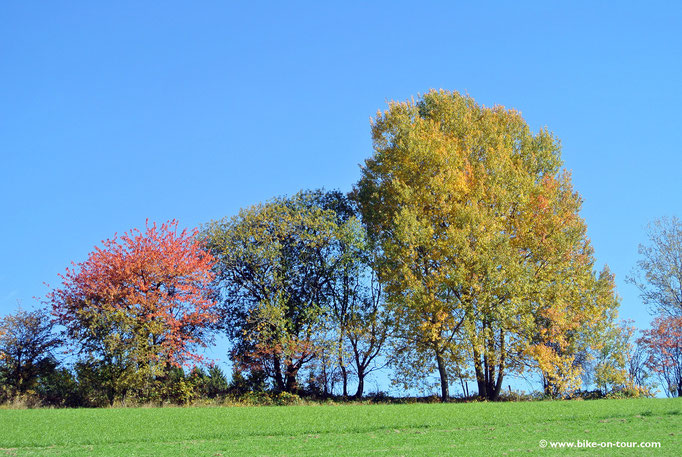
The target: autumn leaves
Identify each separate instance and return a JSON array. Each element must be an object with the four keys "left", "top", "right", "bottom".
[
  {"left": 357, "top": 90, "right": 621, "bottom": 400},
  {"left": 47, "top": 221, "right": 220, "bottom": 400},
  {"left": 46, "top": 90, "right": 634, "bottom": 403}
]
